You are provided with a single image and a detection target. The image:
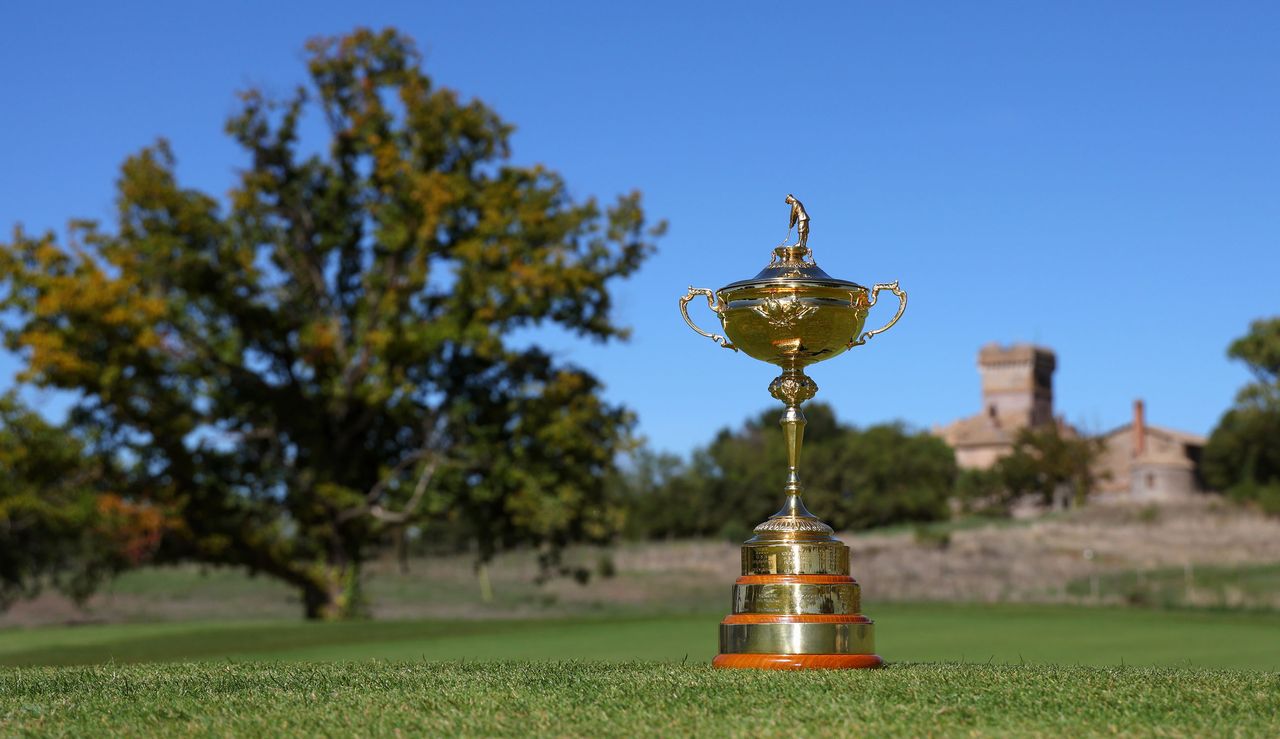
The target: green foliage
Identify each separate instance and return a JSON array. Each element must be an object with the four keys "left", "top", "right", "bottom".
[
  {"left": 995, "top": 424, "right": 1105, "bottom": 509},
  {"left": 827, "top": 420, "right": 958, "bottom": 529},
  {"left": 609, "top": 448, "right": 694, "bottom": 539},
  {"left": 0, "top": 28, "right": 662, "bottom": 618},
  {"left": 617, "top": 403, "right": 956, "bottom": 538},
  {"left": 952, "top": 467, "right": 1013, "bottom": 516},
  {"left": 2, "top": 661, "right": 1280, "bottom": 737},
  {"left": 1223, "top": 317, "right": 1280, "bottom": 397},
  {"left": 0, "top": 395, "right": 130, "bottom": 607},
  {"left": 1205, "top": 317, "right": 1280, "bottom": 510},
  {"left": 951, "top": 424, "right": 1107, "bottom": 518}
]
